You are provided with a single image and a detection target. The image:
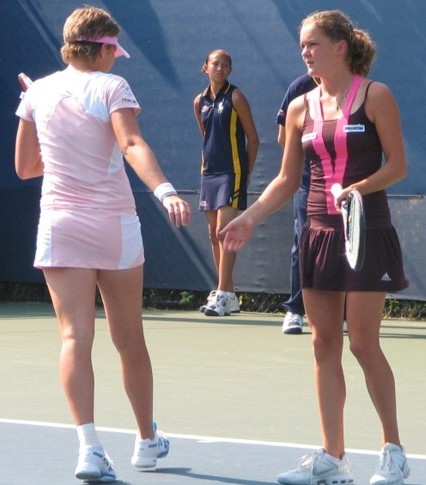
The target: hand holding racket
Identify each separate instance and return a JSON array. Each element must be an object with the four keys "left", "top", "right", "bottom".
[
  {"left": 18, "top": 72, "right": 33, "bottom": 98},
  {"left": 331, "top": 183, "right": 366, "bottom": 271}
]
